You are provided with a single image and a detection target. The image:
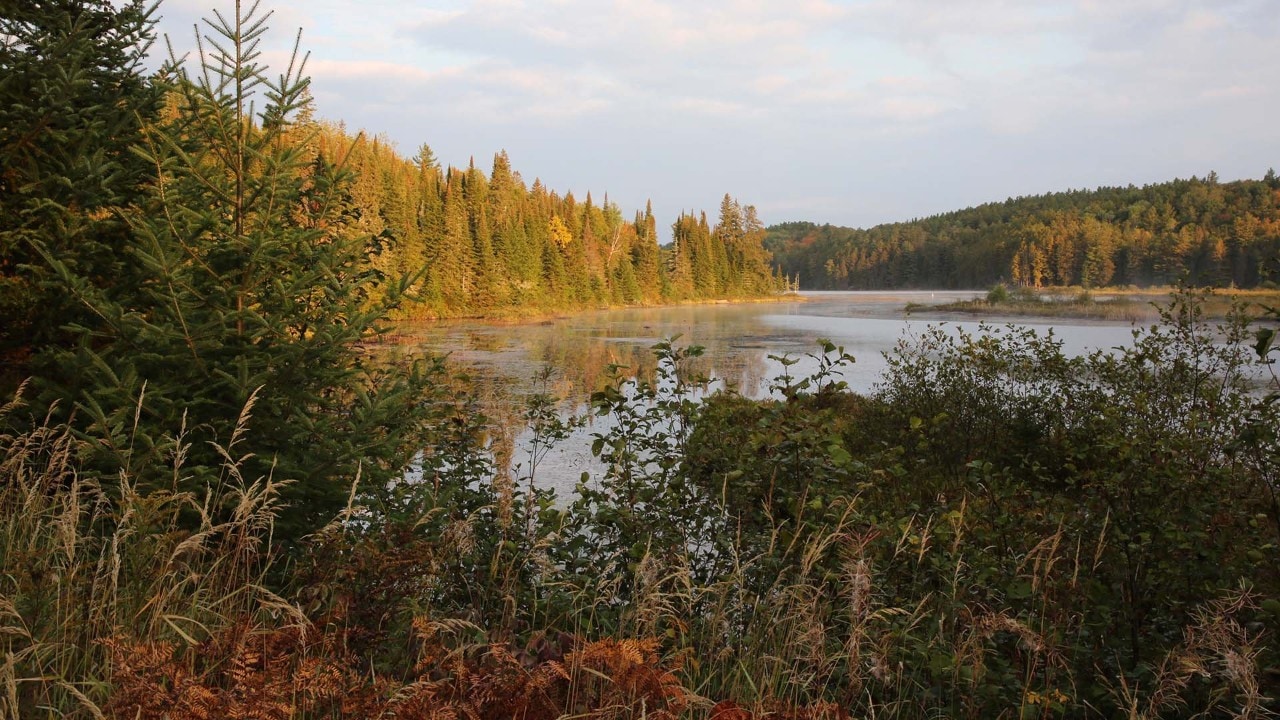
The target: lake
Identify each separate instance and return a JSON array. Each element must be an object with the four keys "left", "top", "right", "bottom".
[{"left": 389, "top": 291, "right": 1150, "bottom": 496}]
